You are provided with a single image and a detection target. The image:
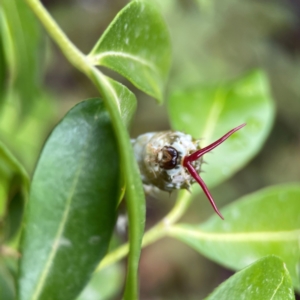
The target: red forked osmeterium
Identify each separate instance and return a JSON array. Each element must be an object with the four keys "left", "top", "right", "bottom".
[{"left": 183, "top": 123, "right": 246, "bottom": 220}]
